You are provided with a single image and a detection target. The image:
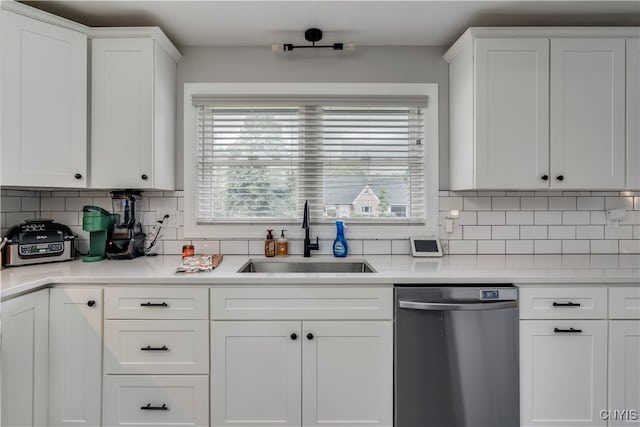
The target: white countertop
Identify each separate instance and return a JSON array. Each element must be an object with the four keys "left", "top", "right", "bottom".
[{"left": 1, "top": 254, "right": 639, "bottom": 301}]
